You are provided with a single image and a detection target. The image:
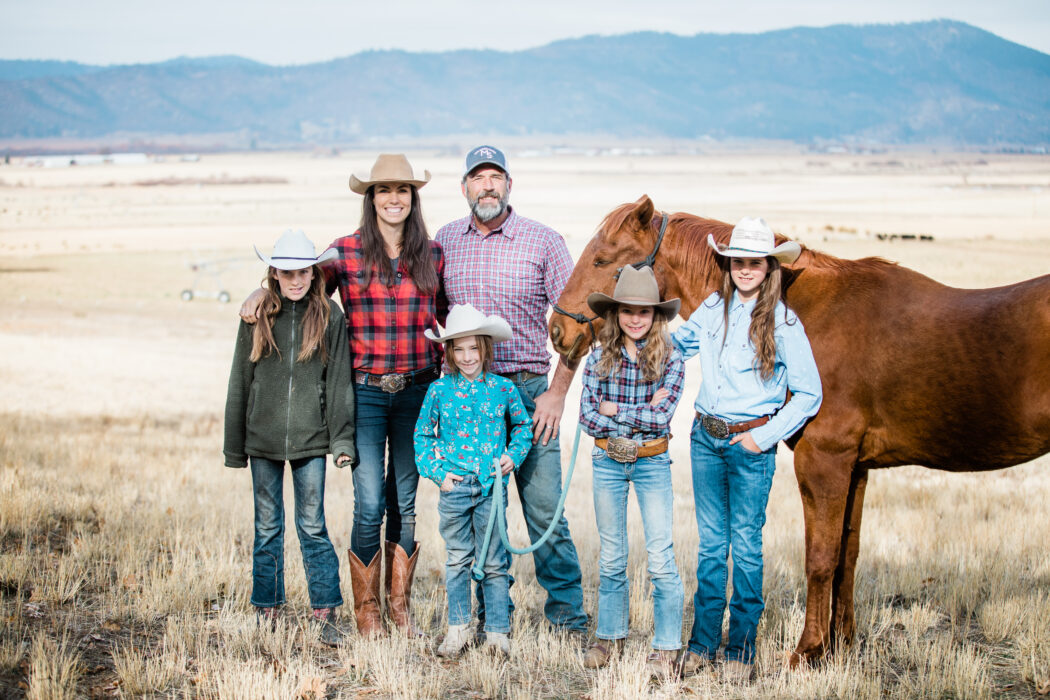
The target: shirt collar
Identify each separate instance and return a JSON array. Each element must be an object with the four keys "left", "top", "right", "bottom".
[
  {"left": 731, "top": 290, "right": 757, "bottom": 312},
  {"left": 467, "top": 205, "right": 517, "bottom": 239},
  {"left": 619, "top": 337, "right": 649, "bottom": 359}
]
